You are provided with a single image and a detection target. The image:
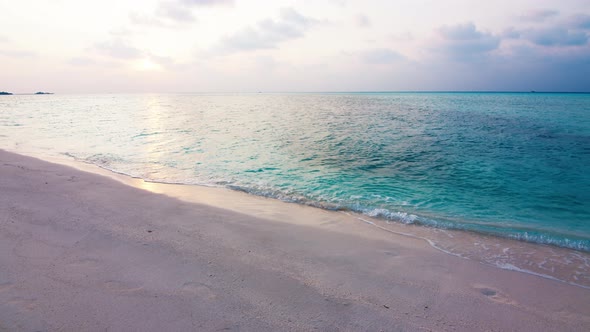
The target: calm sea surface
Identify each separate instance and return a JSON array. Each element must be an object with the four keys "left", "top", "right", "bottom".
[{"left": 2, "top": 92, "right": 589, "bottom": 250}]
